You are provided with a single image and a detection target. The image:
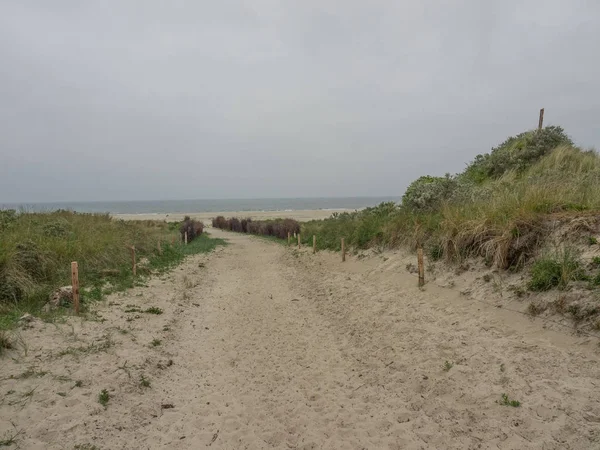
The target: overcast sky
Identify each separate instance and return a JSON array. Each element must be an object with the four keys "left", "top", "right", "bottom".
[{"left": 1, "top": 1, "right": 599, "bottom": 202}]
